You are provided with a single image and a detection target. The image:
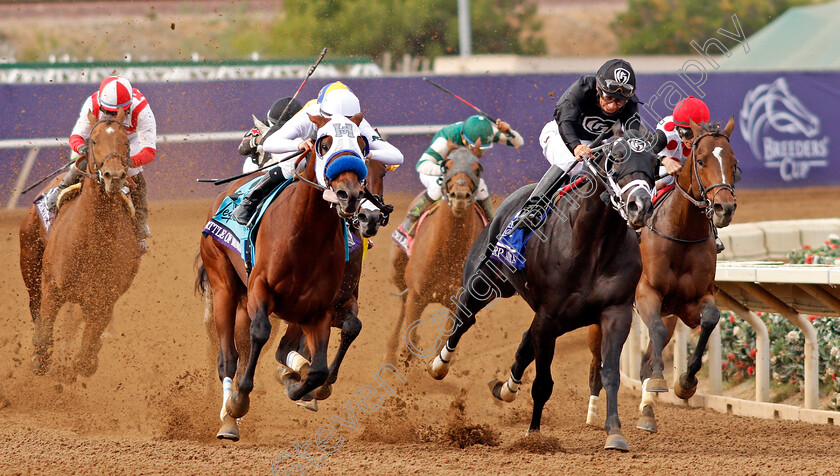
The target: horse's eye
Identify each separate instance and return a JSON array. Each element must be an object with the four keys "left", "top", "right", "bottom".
[{"left": 697, "top": 159, "right": 704, "bottom": 166}]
